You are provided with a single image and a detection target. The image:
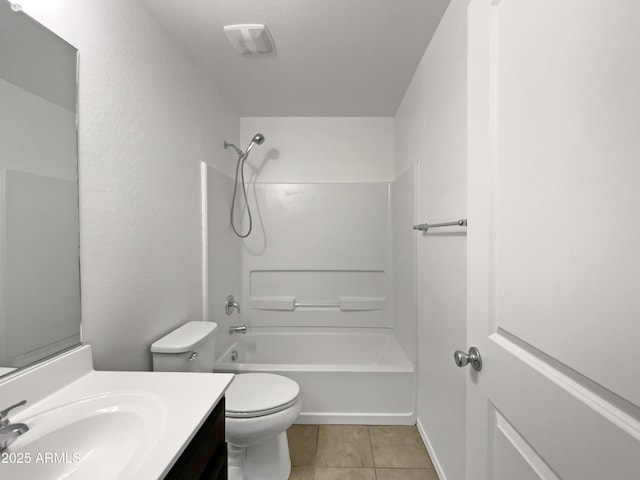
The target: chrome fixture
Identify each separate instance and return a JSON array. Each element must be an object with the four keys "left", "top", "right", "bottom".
[
  {"left": 225, "top": 295, "right": 240, "bottom": 315},
  {"left": 224, "top": 133, "right": 266, "bottom": 238},
  {"left": 224, "top": 141, "right": 243, "bottom": 156},
  {"left": 0, "top": 400, "right": 29, "bottom": 451},
  {"left": 229, "top": 325, "right": 248, "bottom": 335},
  {"left": 454, "top": 347, "right": 482, "bottom": 372},
  {"left": 231, "top": 350, "right": 238, "bottom": 361},
  {"left": 187, "top": 351, "right": 199, "bottom": 362},
  {"left": 413, "top": 218, "right": 468, "bottom": 232}
]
